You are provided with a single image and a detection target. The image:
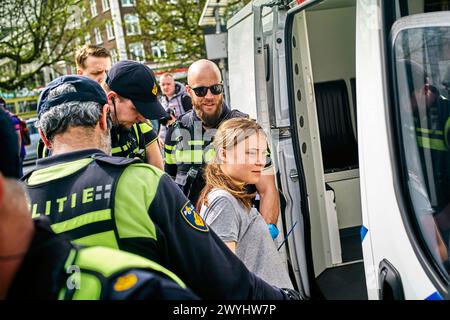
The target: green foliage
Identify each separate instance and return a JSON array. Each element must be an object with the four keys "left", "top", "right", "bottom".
[
  {"left": 0, "top": 0, "right": 98, "bottom": 90},
  {"left": 223, "top": 0, "right": 252, "bottom": 21},
  {"left": 135, "top": 0, "right": 206, "bottom": 69}
]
